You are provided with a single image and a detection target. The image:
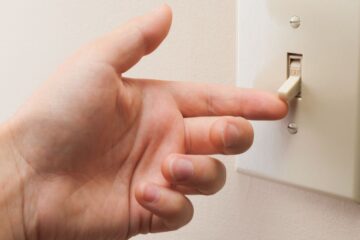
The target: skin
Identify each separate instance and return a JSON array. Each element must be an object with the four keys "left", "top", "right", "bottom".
[{"left": 0, "top": 5, "right": 288, "bottom": 240}]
